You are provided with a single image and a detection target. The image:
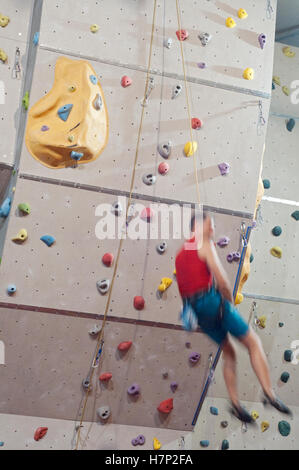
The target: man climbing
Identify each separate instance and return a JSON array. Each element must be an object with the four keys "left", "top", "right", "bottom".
[{"left": 175, "top": 211, "right": 291, "bottom": 423}]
